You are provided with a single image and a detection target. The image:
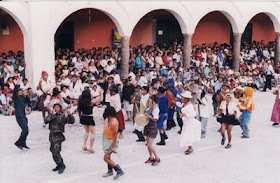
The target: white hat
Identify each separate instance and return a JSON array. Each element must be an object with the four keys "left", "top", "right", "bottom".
[
  {"left": 181, "top": 91, "right": 193, "bottom": 99},
  {"left": 240, "top": 78, "right": 246, "bottom": 83},
  {"left": 83, "top": 83, "right": 90, "bottom": 88},
  {"left": 162, "top": 66, "right": 167, "bottom": 70},
  {"left": 176, "top": 82, "right": 183, "bottom": 86}
]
